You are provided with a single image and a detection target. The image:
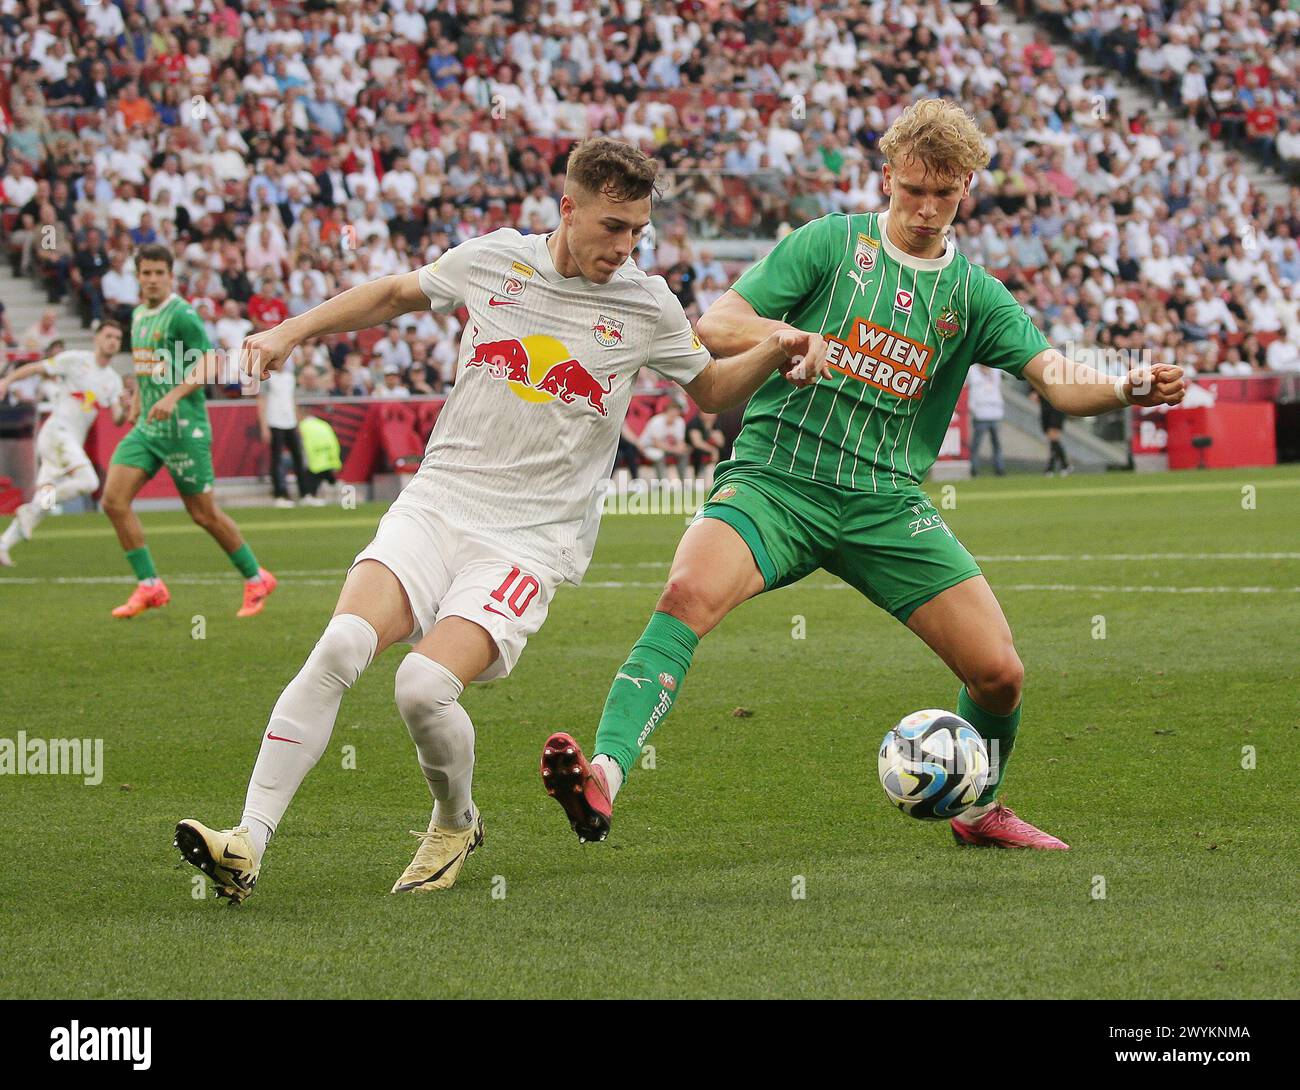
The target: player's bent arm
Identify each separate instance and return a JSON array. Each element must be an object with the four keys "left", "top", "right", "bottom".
[
  {"left": 684, "top": 329, "right": 823, "bottom": 412},
  {"left": 696, "top": 289, "right": 790, "bottom": 358},
  {"left": 242, "top": 272, "right": 431, "bottom": 377},
  {"left": 0, "top": 359, "right": 51, "bottom": 395},
  {"left": 1023, "top": 349, "right": 1187, "bottom": 415},
  {"left": 285, "top": 271, "right": 429, "bottom": 341}
]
